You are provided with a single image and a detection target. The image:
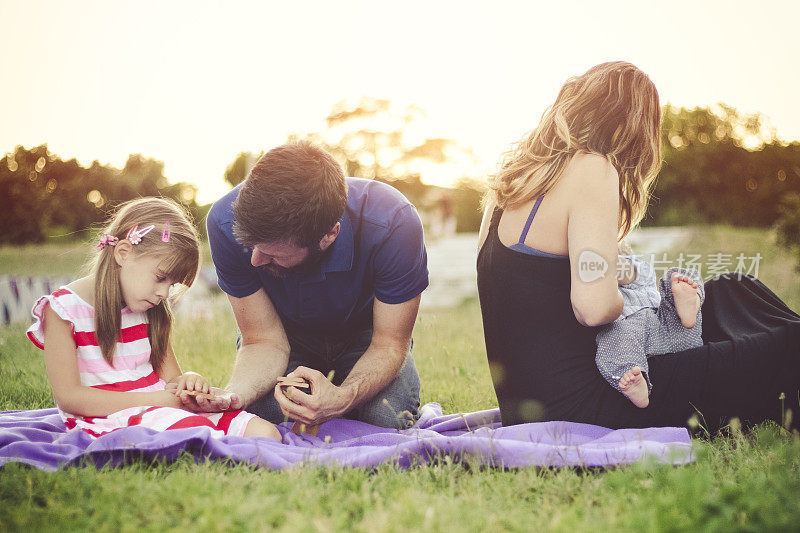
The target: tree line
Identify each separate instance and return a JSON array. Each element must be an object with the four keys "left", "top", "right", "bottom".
[
  {"left": 0, "top": 148, "right": 205, "bottom": 244},
  {"left": 1, "top": 99, "right": 798, "bottom": 268}
]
